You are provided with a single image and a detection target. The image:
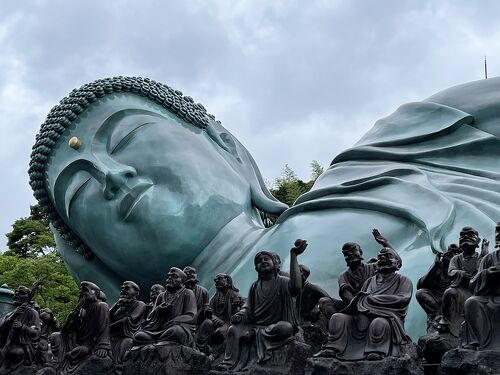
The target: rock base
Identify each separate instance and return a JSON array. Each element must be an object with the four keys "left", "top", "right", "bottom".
[
  {"left": 0, "top": 364, "right": 37, "bottom": 375},
  {"left": 418, "top": 333, "right": 459, "bottom": 364},
  {"left": 122, "top": 343, "right": 210, "bottom": 375},
  {"left": 439, "top": 349, "right": 500, "bottom": 375},
  {"left": 305, "top": 343, "right": 423, "bottom": 375},
  {"left": 301, "top": 324, "right": 326, "bottom": 354},
  {"left": 210, "top": 340, "right": 312, "bottom": 375}
]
